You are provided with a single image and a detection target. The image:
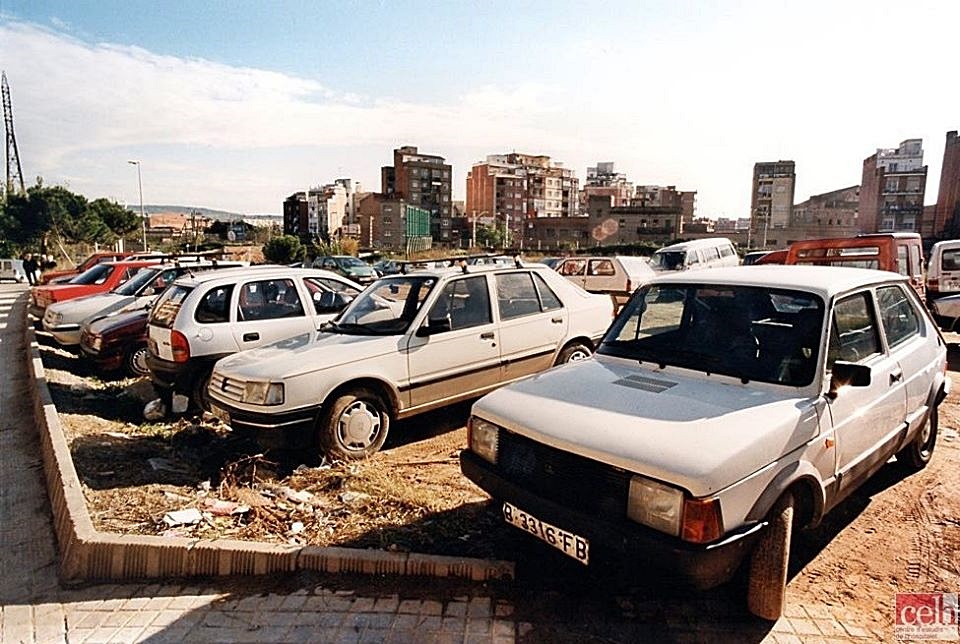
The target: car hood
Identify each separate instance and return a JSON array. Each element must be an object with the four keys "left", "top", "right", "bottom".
[
  {"left": 473, "top": 355, "right": 822, "bottom": 497},
  {"left": 215, "top": 331, "right": 400, "bottom": 380},
  {"left": 86, "top": 309, "right": 149, "bottom": 335},
  {"left": 49, "top": 293, "right": 138, "bottom": 324}
]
